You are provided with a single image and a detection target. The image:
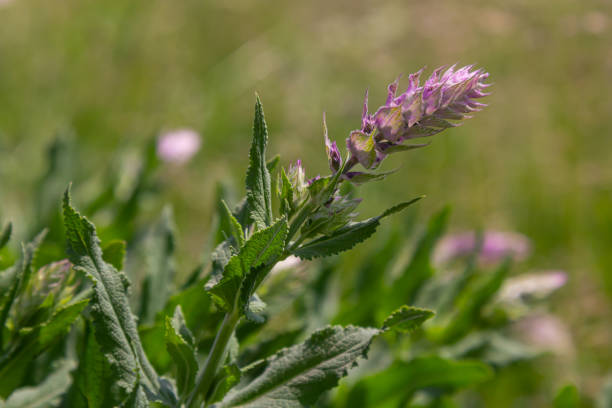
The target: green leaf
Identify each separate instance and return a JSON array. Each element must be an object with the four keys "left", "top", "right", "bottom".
[
  {"left": 266, "top": 155, "right": 280, "bottom": 174},
  {"left": 62, "top": 187, "right": 161, "bottom": 404},
  {"left": 209, "top": 364, "right": 241, "bottom": 404},
  {"left": 382, "top": 142, "right": 430, "bottom": 154},
  {"left": 165, "top": 306, "right": 198, "bottom": 403},
  {"left": 438, "top": 260, "right": 510, "bottom": 343},
  {"left": 0, "top": 230, "right": 46, "bottom": 349},
  {"left": 3, "top": 359, "right": 75, "bottom": 408},
  {"left": 246, "top": 96, "right": 273, "bottom": 230},
  {"left": 102, "top": 240, "right": 126, "bottom": 271},
  {"left": 384, "top": 207, "right": 450, "bottom": 313},
  {"left": 294, "top": 198, "right": 422, "bottom": 260},
  {"left": 278, "top": 167, "right": 295, "bottom": 218},
  {"left": 207, "top": 218, "right": 287, "bottom": 312},
  {"left": 554, "top": 384, "right": 580, "bottom": 408},
  {"left": 0, "top": 223, "right": 11, "bottom": 251},
  {"left": 140, "top": 207, "right": 176, "bottom": 324},
  {"left": 38, "top": 298, "right": 89, "bottom": 344},
  {"left": 344, "top": 356, "right": 493, "bottom": 408},
  {"left": 0, "top": 287, "right": 86, "bottom": 398},
  {"left": 74, "top": 326, "right": 114, "bottom": 408},
  {"left": 217, "top": 325, "right": 379, "bottom": 407},
  {"left": 220, "top": 200, "right": 245, "bottom": 248},
  {"left": 382, "top": 305, "right": 435, "bottom": 333}
]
